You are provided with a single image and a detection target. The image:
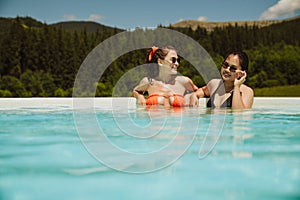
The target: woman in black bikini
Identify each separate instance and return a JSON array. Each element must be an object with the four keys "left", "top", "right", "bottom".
[{"left": 196, "top": 51, "right": 254, "bottom": 109}]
